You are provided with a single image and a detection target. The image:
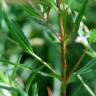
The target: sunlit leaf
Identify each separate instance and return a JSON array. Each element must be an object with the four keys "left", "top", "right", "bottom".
[
  {"left": 87, "top": 29, "right": 96, "bottom": 44},
  {"left": 0, "top": 84, "right": 16, "bottom": 92}
]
